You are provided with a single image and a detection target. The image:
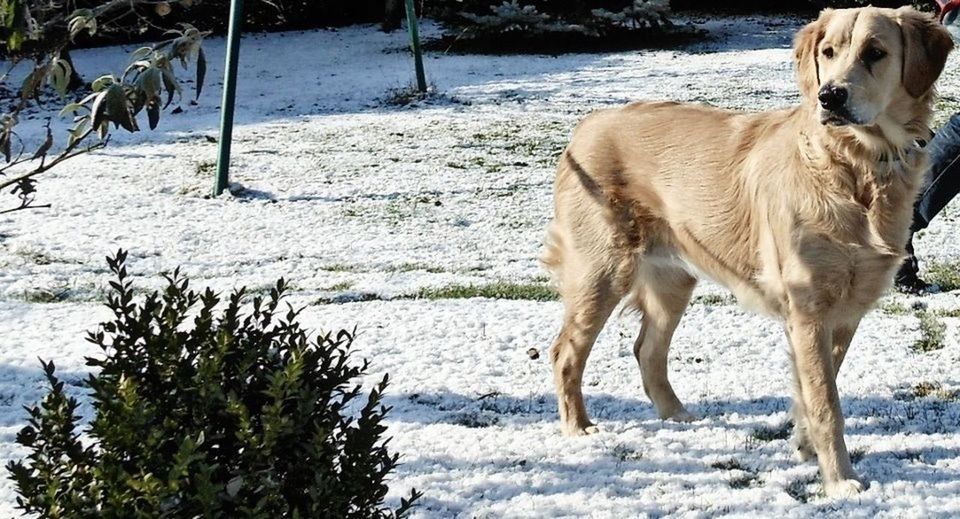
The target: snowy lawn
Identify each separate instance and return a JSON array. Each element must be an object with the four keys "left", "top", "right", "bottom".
[{"left": 1, "top": 14, "right": 960, "bottom": 517}]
